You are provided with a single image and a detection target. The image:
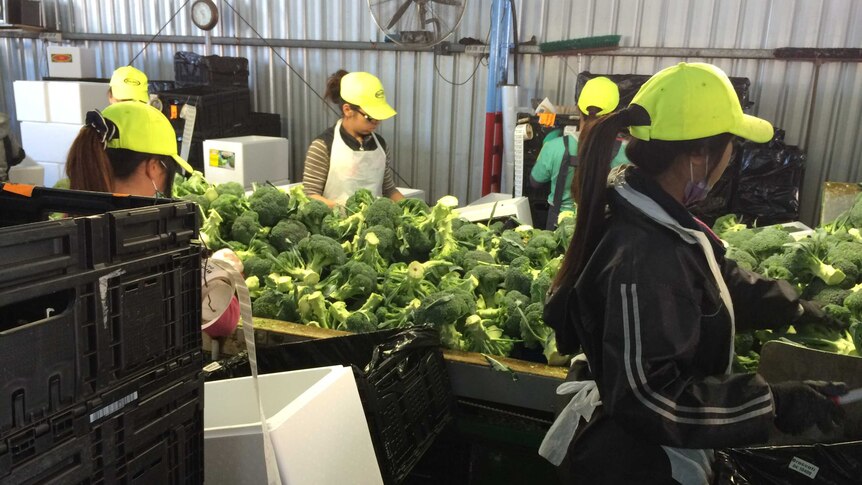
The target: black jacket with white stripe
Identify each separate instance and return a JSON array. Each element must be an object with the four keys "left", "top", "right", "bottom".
[{"left": 551, "top": 167, "right": 806, "bottom": 450}]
